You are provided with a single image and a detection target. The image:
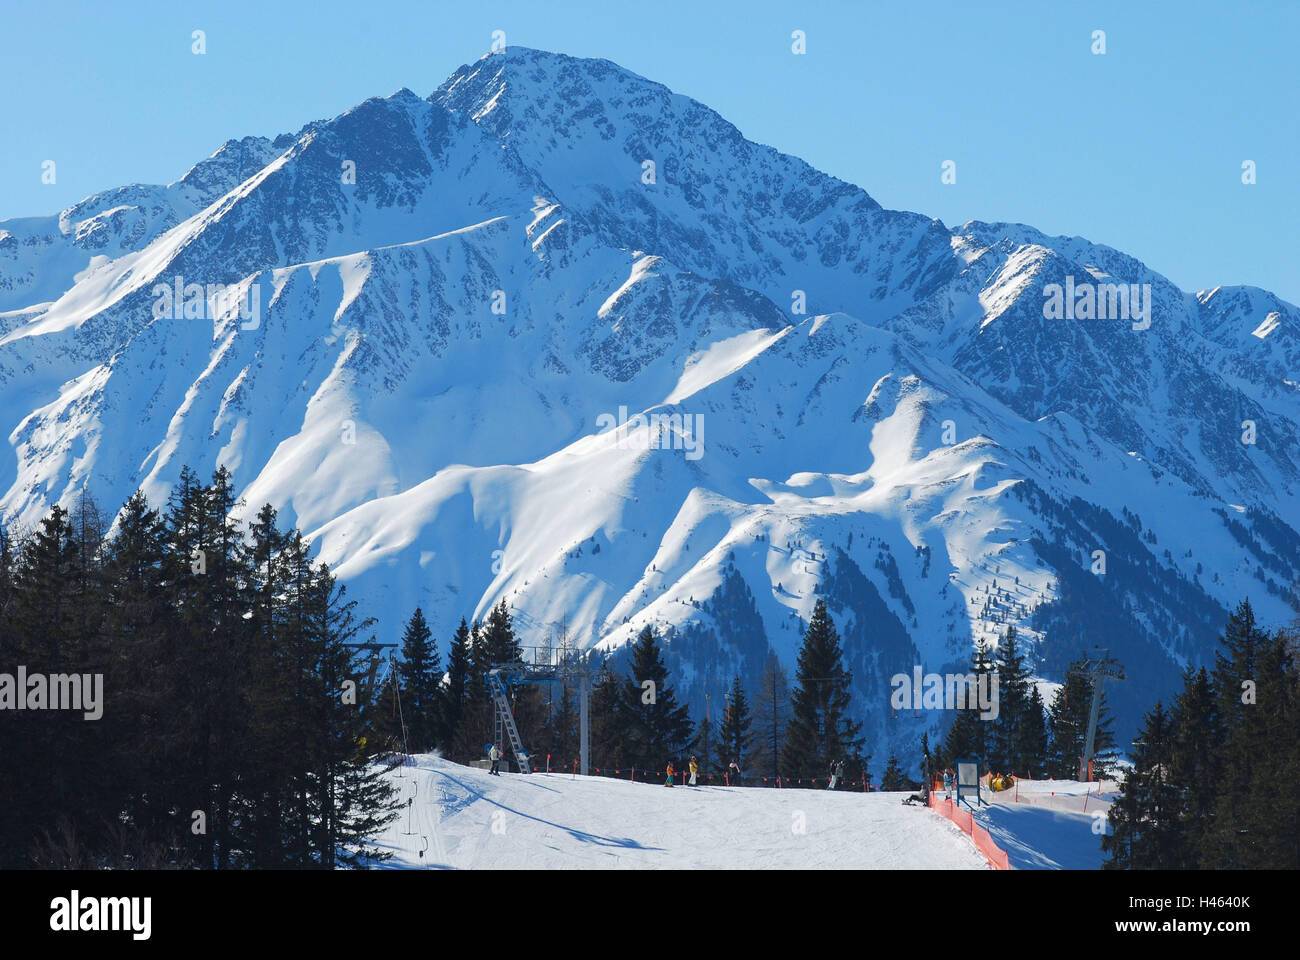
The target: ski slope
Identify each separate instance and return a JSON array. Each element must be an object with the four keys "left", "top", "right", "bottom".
[
  {"left": 371, "top": 756, "right": 990, "bottom": 869},
  {"left": 973, "top": 779, "right": 1116, "bottom": 870}
]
